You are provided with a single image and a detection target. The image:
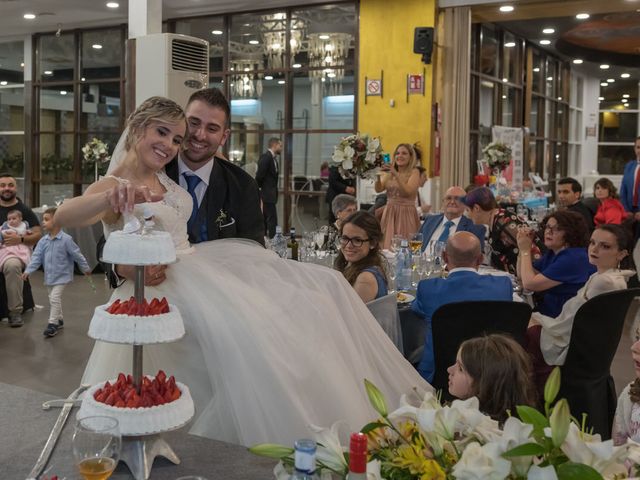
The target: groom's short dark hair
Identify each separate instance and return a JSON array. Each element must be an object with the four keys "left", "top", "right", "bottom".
[{"left": 187, "top": 88, "right": 231, "bottom": 127}]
